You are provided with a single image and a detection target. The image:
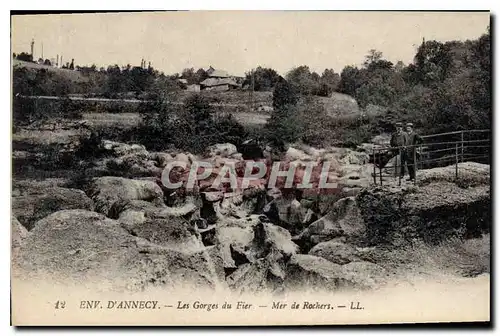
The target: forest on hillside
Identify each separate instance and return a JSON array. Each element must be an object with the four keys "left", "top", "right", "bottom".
[{"left": 12, "top": 25, "right": 490, "bottom": 152}]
